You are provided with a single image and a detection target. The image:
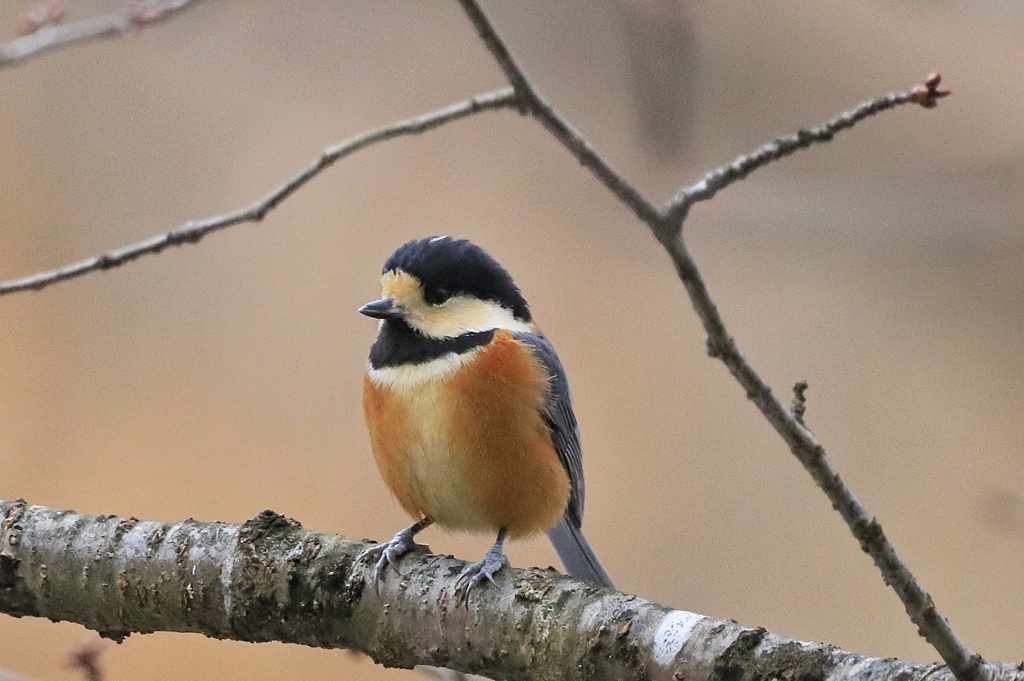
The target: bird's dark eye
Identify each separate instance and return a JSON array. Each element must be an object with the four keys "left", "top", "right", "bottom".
[{"left": 424, "top": 287, "right": 451, "bottom": 305}]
